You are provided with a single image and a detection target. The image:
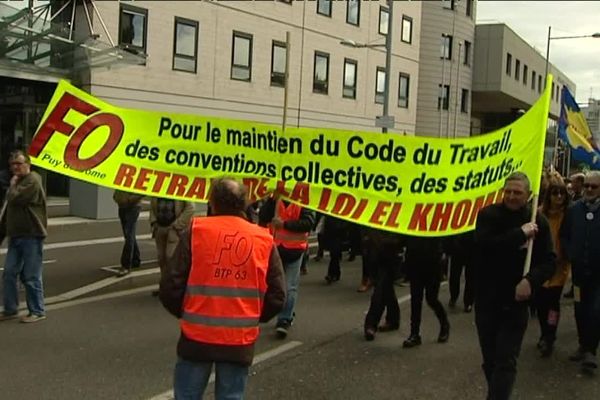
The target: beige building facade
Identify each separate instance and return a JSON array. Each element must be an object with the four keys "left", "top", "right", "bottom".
[
  {"left": 415, "top": 0, "right": 476, "bottom": 138},
  {"left": 472, "top": 23, "right": 575, "bottom": 134},
  {"left": 87, "top": 0, "right": 422, "bottom": 134}
]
